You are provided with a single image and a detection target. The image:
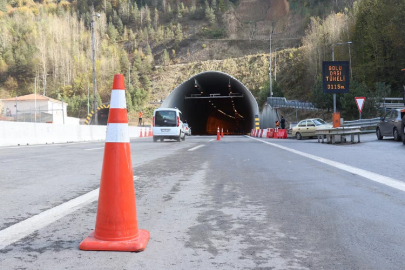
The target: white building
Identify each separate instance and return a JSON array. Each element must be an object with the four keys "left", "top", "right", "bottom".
[{"left": 2, "top": 94, "right": 70, "bottom": 124}]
